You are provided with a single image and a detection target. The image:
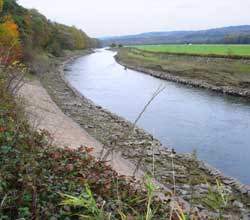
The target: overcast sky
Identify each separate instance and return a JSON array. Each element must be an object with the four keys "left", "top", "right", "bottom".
[{"left": 18, "top": 0, "right": 250, "bottom": 38}]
